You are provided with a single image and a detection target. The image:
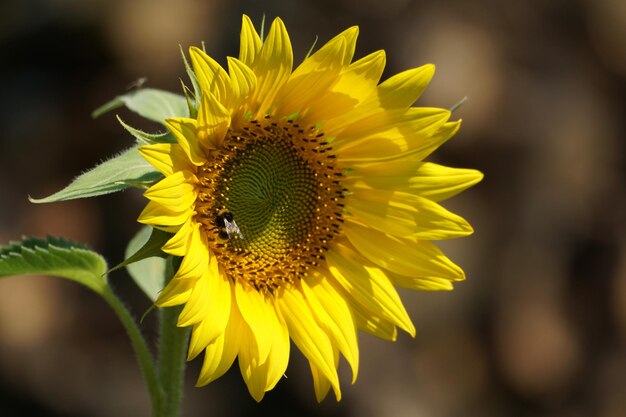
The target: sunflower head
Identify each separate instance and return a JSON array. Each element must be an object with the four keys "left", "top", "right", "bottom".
[{"left": 138, "top": 15, "right": 482, "bottom": 401}]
